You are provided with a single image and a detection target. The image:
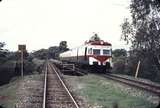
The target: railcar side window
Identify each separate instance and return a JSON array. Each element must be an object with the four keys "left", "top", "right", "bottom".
[
  {"left": 103, "top": 50, "right": 110, "bottom": 55},
  {"left": 93, "top": 49, "right": 100, "bottom": 55},
  {"left": 88, "top": 48, "right": 92, "bottom": 54}
]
